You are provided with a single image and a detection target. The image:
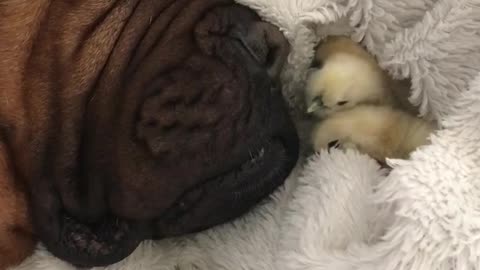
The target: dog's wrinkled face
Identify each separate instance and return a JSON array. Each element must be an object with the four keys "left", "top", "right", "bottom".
[{"left": 3, "top": 0, "right": 298, "bottom": 267}]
